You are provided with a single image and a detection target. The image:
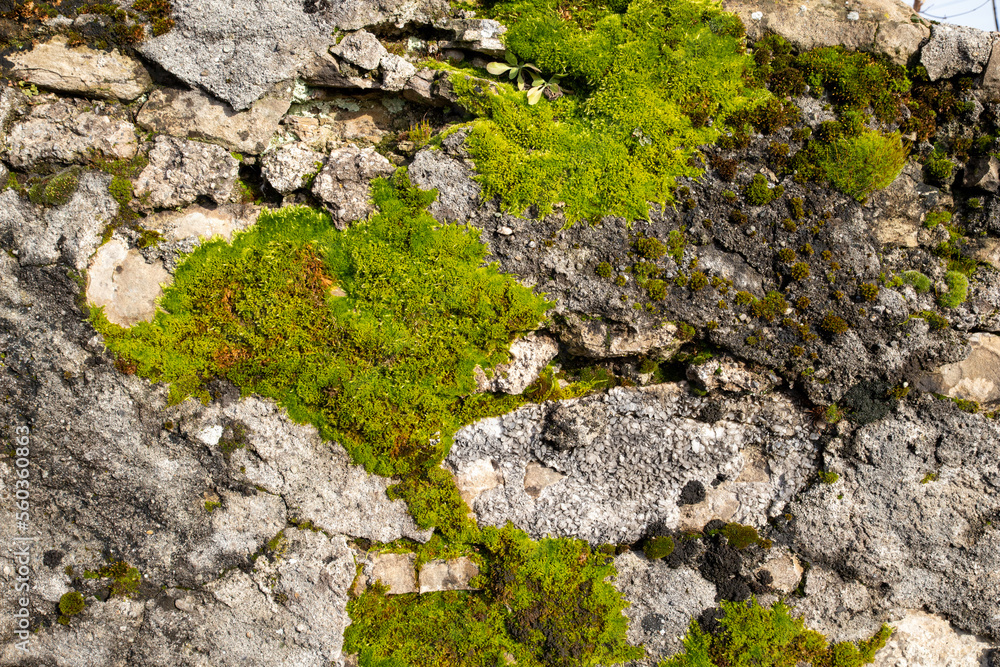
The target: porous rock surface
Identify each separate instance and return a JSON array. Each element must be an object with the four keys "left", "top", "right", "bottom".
[
  {"left": 6, "top": 99, "right": 137, "bottom": 169},
  {"left": 133, "top": 136, "right": 240, "bottom": 209},
  {"left": 447, "top": 384, "right": 820, "bottom": 544}
]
